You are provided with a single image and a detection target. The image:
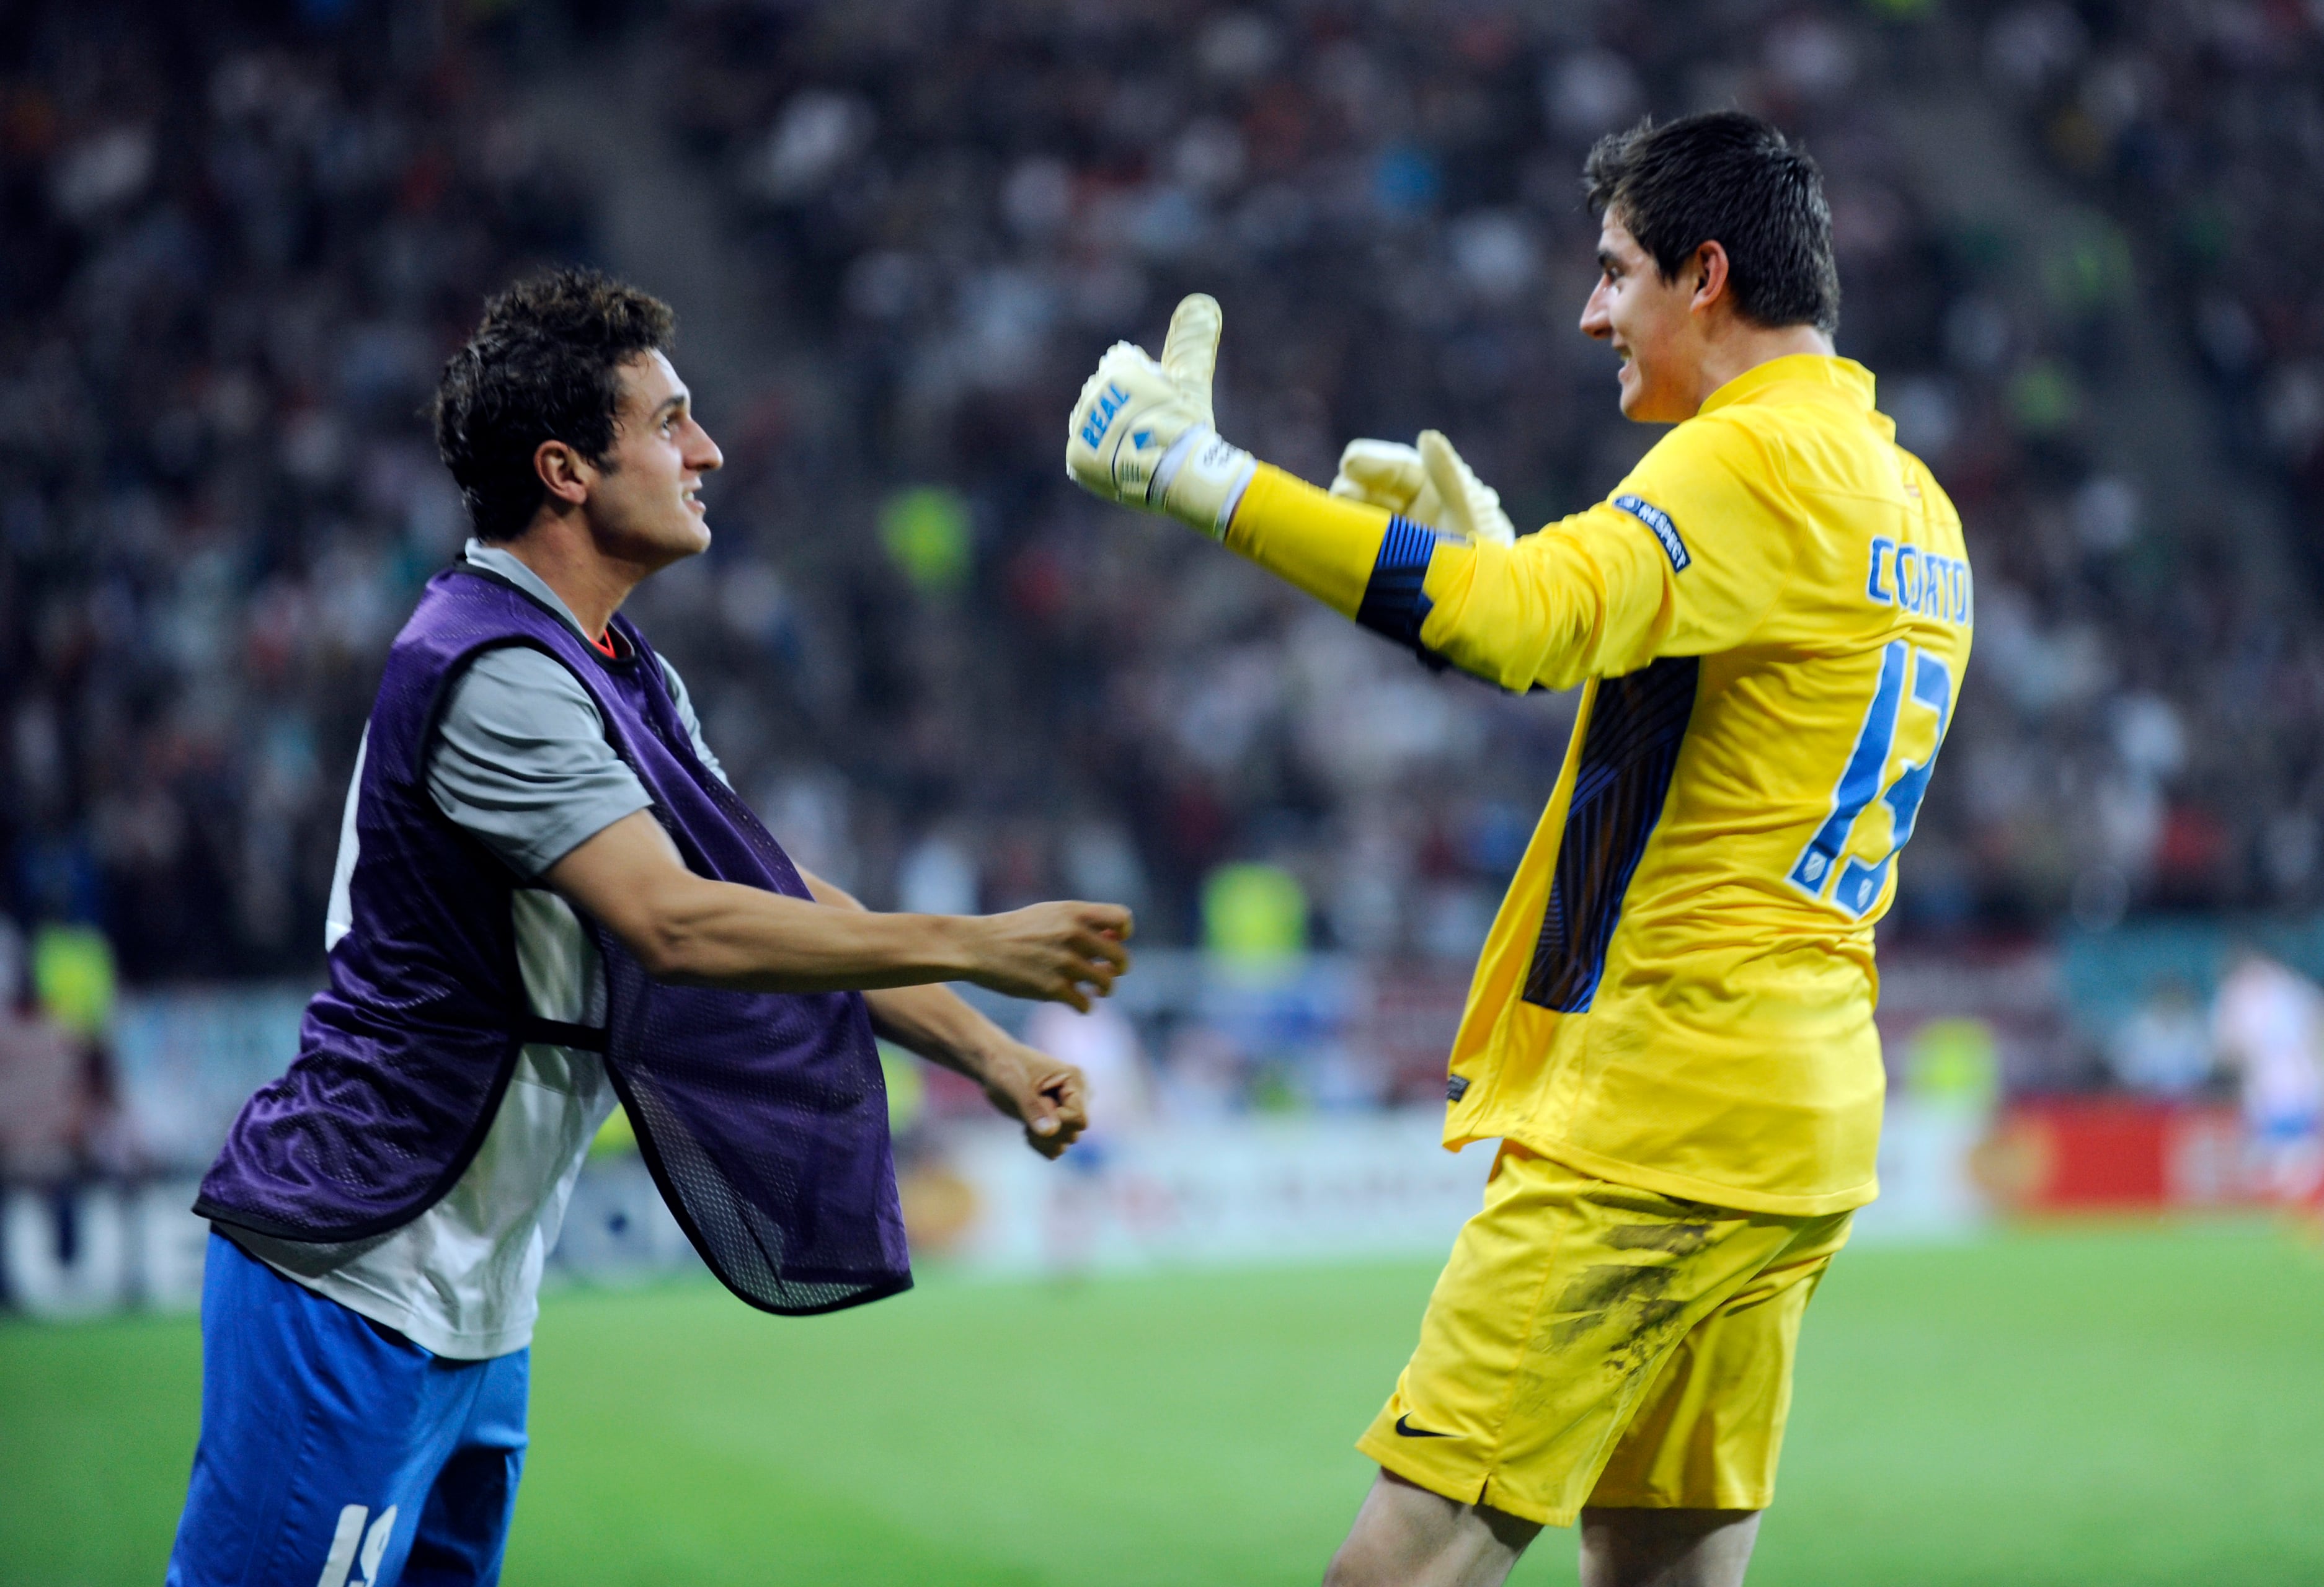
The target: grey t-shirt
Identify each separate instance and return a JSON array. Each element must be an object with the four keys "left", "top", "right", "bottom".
[
  {"left": 226, "top": 541, "right": 730, "bottom": 1358},
  {"left": 433, "top": 541, "right": 728, "bottom": 878}
]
